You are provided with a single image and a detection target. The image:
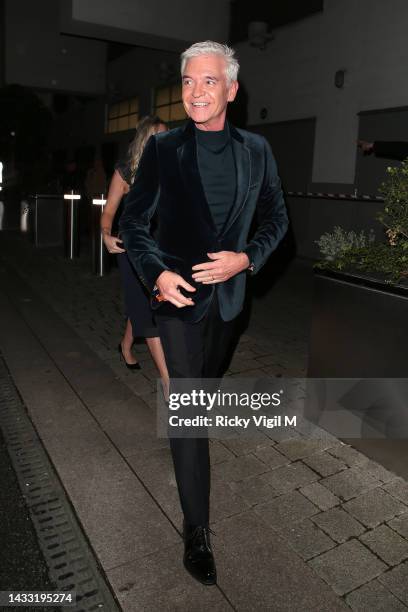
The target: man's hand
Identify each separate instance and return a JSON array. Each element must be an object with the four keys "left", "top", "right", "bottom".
[
  {"left": 192, "top": 251, "right": 250, "bottom": 284},
  {"left": 156, "top": 270, "right": 196, "bottom": 308}
]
